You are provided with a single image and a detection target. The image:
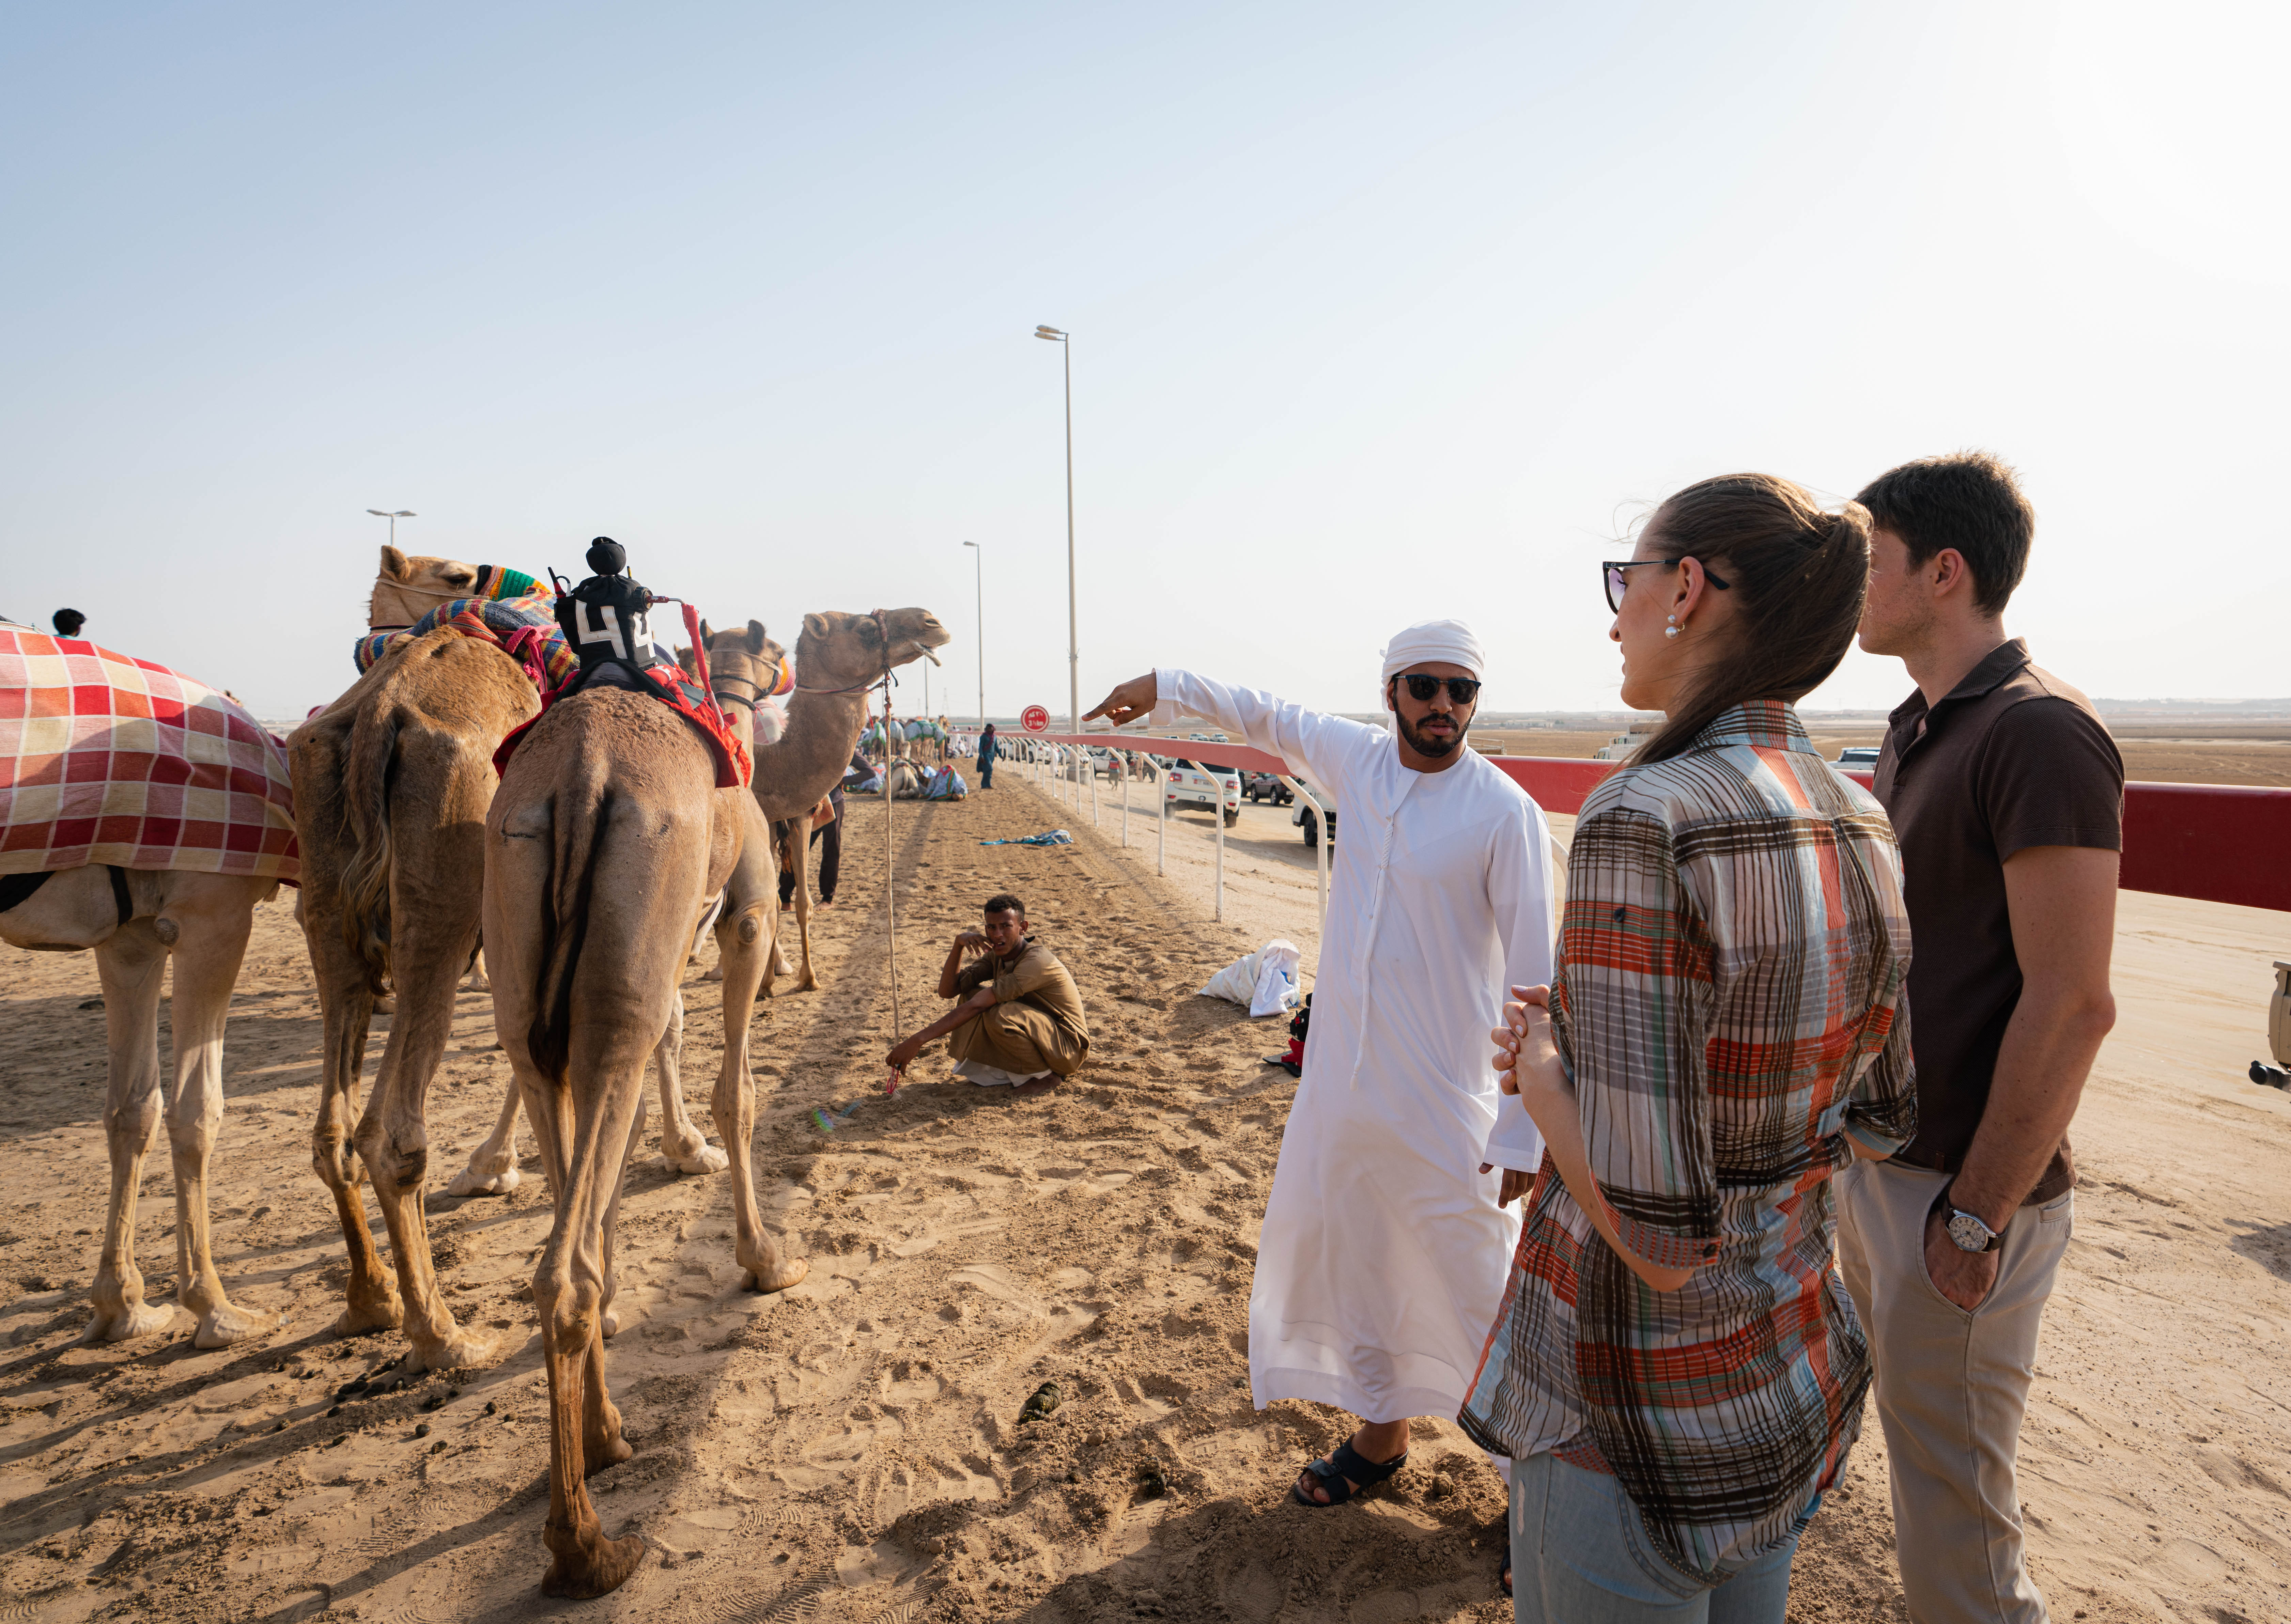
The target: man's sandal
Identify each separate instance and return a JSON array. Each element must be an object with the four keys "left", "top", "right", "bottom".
[{"left": 1290, "top": 1441, "right": 1407, "bottom": 1506}]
